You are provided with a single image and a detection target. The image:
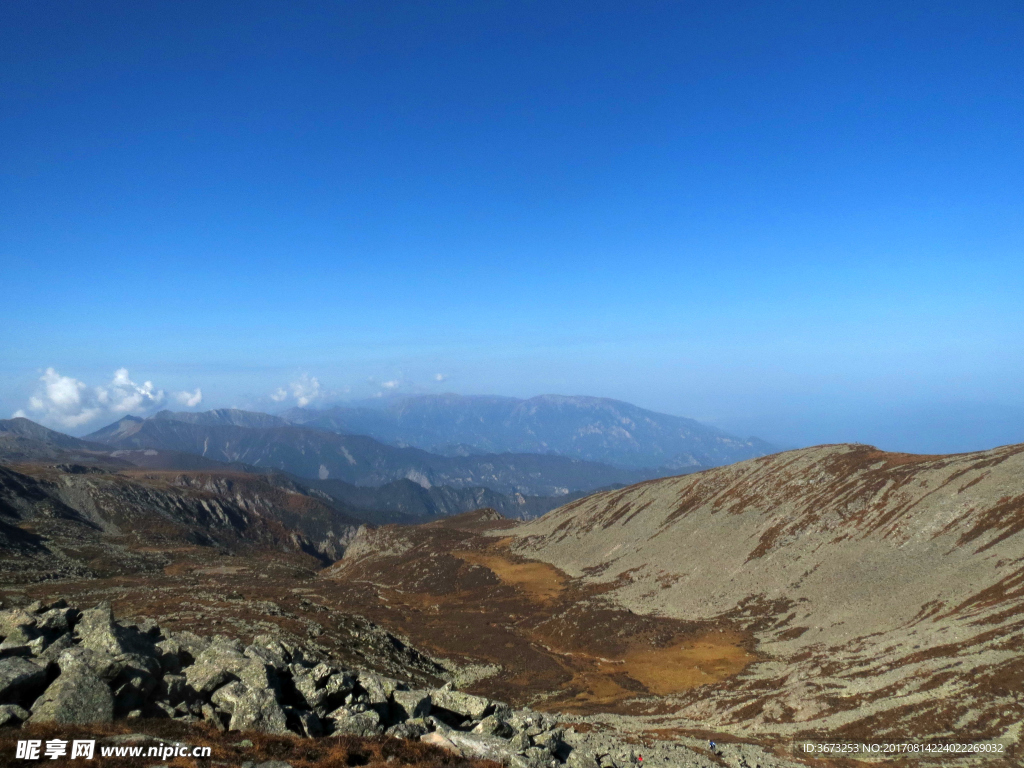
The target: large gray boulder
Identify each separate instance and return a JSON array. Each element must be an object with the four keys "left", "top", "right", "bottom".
[
  {"left": 565, "top": 750, "right": 601, "bottom": 768},
  {"left": 534, "top": 727, "right": 566, "bottom": 755},
  {"left": 247, "top": 635, "right": 291, "bottom": 670},
  {"left": 443, "top": 729, "right": 523, "bottom": 763},
  {"left": 391, "top": 689, "right": 431, "bottom": 721},
  {"left": 0, "top": 703, "right": 30, "bottom": 726},
  {"left": 29, "top": 667, "right": 114, "bottom": 724},
  {"left": 292, "top": 671, "right": 328, "bottom": 714},
  {"left": 473, "top": 713, "right": 513, "bottom": 738},
  {"left": 58, "top": 646, "right": 122, "bottom": 682},
  {"left": 431, "top": 688, "right": 493, "bottom": 720},
  {"left": 0, "top": 656, "right": 47, "bottom": 703},
  {"left": 511, "top": 747, "right": 560, "bottom": 768},
  {"left": 36, "top": 607, "right": 74, "bottom": 635},
  {"left": 288, "top": 707, "right": 323, "bottom": 738},
  {"left": 0, "top": 624, "right": 40, "bottom": 655},
  {"left": 186, "top": 639, "right": 278, "bottom": 698},
  {"left": 328, "top": 707, "right": 383, "bottom": 737},
  {"left": 75, "top": 603, "right": 151, "bottom": 657},
  {"left": 0, "top": 608, "right": 36, "bottom": 638},
  {"left": 211, "top": 680, "right": 290, "bottom": 734}
]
